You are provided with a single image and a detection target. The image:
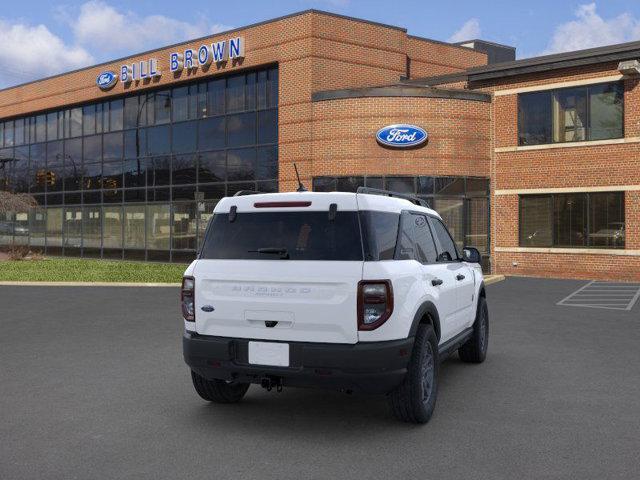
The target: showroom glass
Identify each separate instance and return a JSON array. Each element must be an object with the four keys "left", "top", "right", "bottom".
[
  {"left": 0, "top": 66, "right": 278, "bottom": 262},
  {"left": 519, "top": 192, "right": 624, "bottom": 248},
  {"left": 518, "top": 82, "right": 623, "bottom": 145}
]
